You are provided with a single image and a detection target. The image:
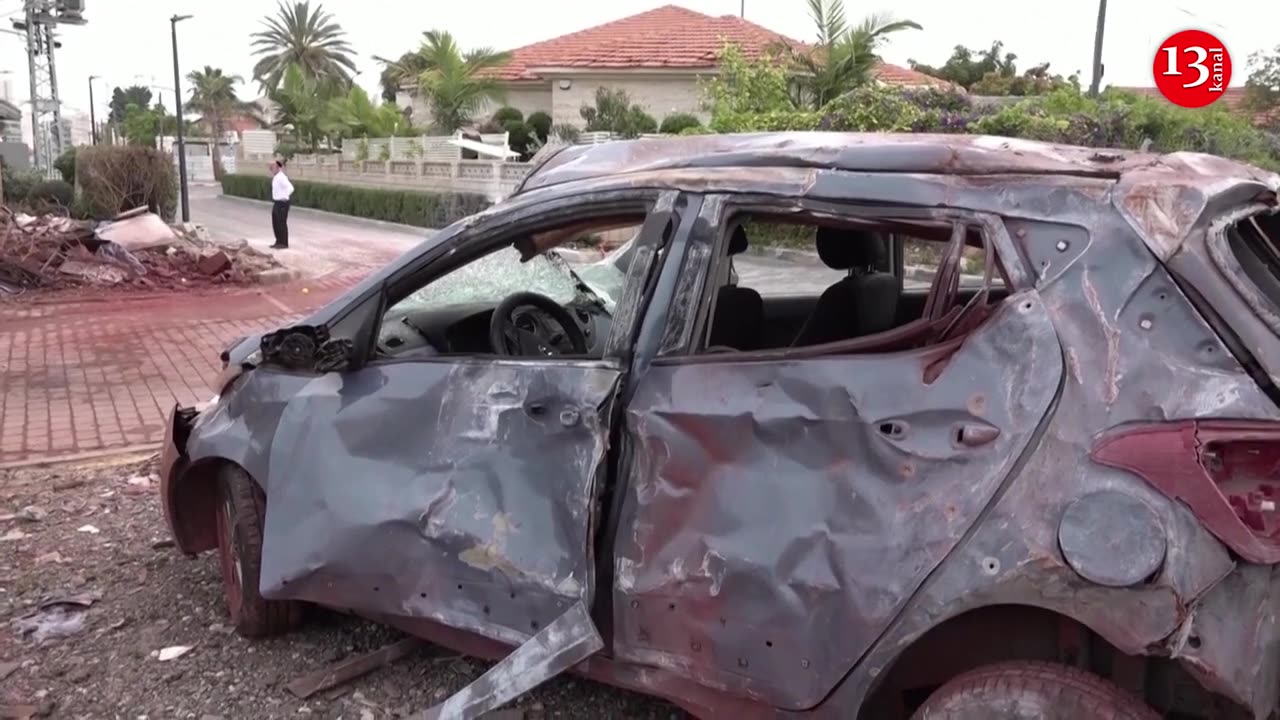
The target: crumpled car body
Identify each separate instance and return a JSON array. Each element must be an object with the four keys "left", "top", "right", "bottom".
[{"left": 159, "top": 132, "right": 1280, "bottom": 719}]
